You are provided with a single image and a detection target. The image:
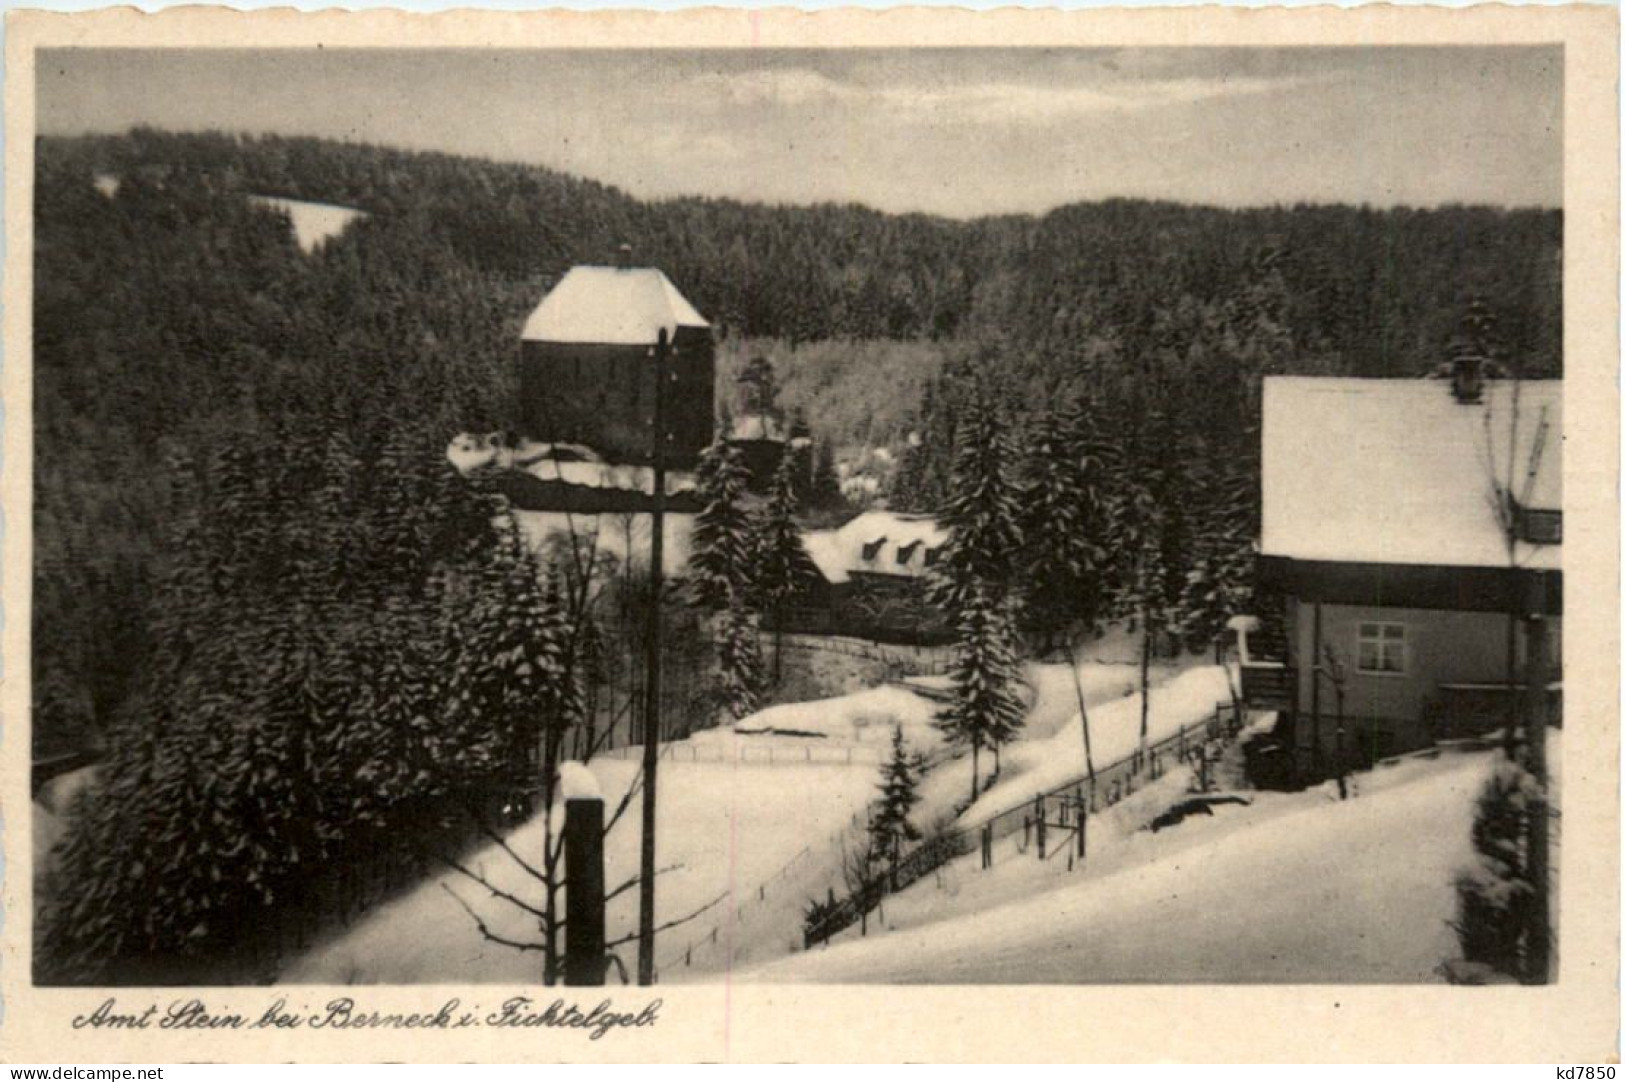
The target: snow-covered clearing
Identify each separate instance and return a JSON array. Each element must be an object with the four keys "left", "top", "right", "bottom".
[
  {"left": 749, "top": 741, "right": 1504, "bottom": 984},
  {"left": 247, "top": 195, "right": 366, "bottom": 253}
]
